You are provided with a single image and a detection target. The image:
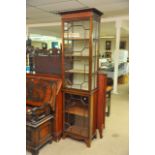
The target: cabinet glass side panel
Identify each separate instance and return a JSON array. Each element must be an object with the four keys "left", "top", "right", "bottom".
[
  {"left": 91, "top": 20, "right": 99, "bottom": 90},
  {"left": 64, "top": 57, "right": 89, "bottom": 90},
  {"left": 64, "top": 93, "right": 89, "bottom": 137},
  {"left": 93, "top": 20, "right": 99, "bottom": 40},
  {"left": 92, "top": 74, "right": 97, "bottom": 90}
]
